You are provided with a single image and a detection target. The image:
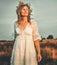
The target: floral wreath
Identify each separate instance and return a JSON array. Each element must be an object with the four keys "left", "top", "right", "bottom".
[
  {"left": 16, "top": 1, "right": 32, "bottom": 12},
  {"left": 17, "top": 1, "right": 26, "bottom": 8}
]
